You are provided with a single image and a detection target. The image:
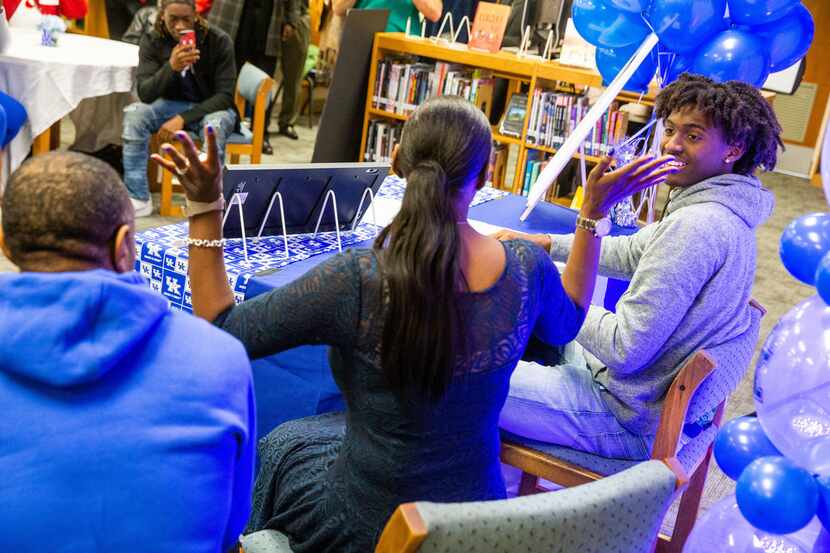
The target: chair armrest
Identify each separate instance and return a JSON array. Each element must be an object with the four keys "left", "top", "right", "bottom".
[
  {"left": 376, "top": 503, "right": 428, "bottom": 553},
  {"left": 663, "top": 456, "right": 689, "bottom": 490},
  {"left": 651, "top": 351, "right": 716, "bottom": 460}
]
